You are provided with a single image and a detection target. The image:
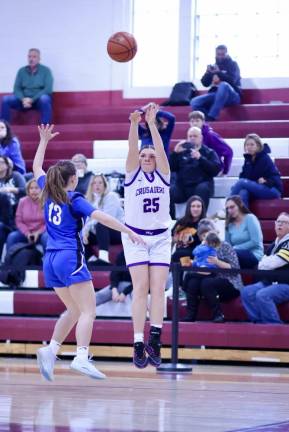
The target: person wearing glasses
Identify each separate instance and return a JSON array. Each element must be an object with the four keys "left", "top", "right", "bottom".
[
  {"left": 241, "top": 212, "right": 289, "bottom": 324},
  {"left": 225, "top": 195, "right": 263, "bottom": 269}
]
